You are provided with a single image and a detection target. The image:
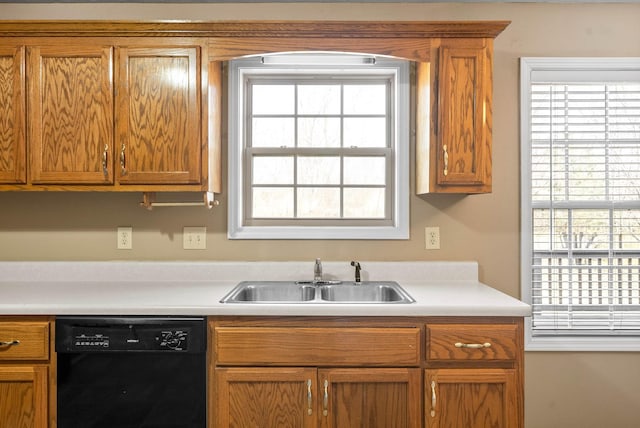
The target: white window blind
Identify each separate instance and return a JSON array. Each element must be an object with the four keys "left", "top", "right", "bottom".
[{"left": 521, "top": 58, "right": 640, "bottom": 349}]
